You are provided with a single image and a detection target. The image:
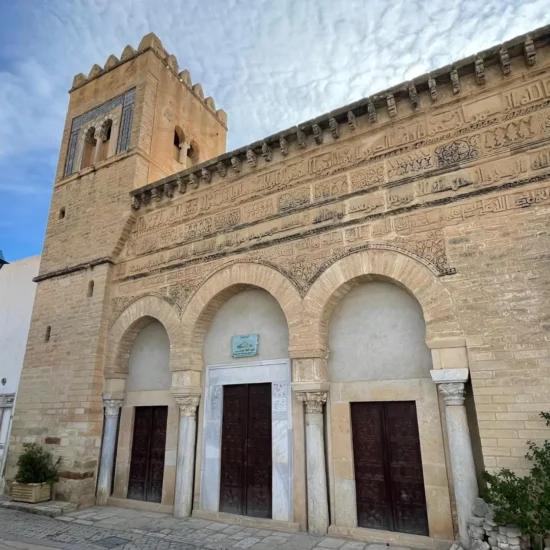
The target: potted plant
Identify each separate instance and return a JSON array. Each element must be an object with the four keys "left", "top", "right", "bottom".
[{"left": 12, "top": 443, "right": 61, "bottom": 503}]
